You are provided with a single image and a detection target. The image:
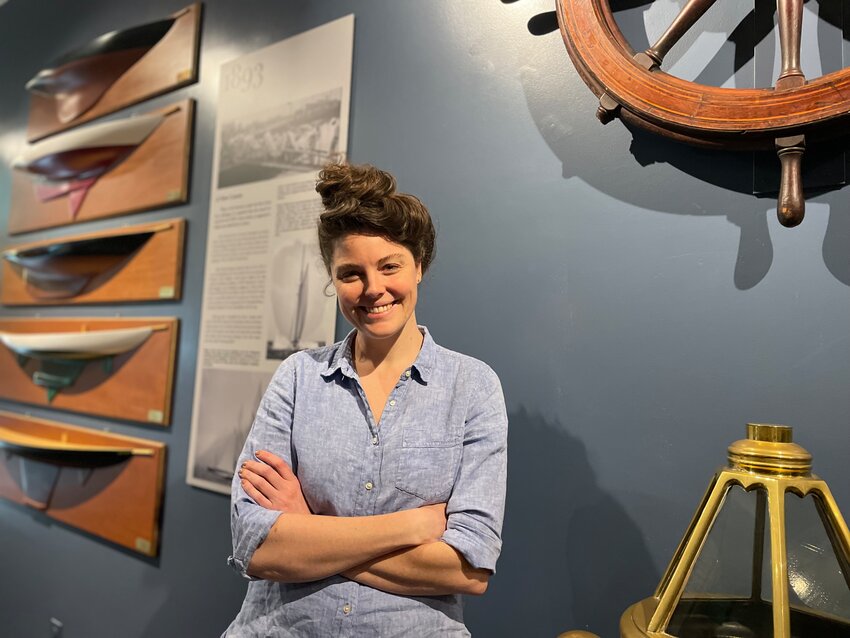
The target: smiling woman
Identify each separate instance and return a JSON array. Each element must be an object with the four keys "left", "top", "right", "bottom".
[{"left": 224, "top": 163, "right": 508, "bottom": 637}]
